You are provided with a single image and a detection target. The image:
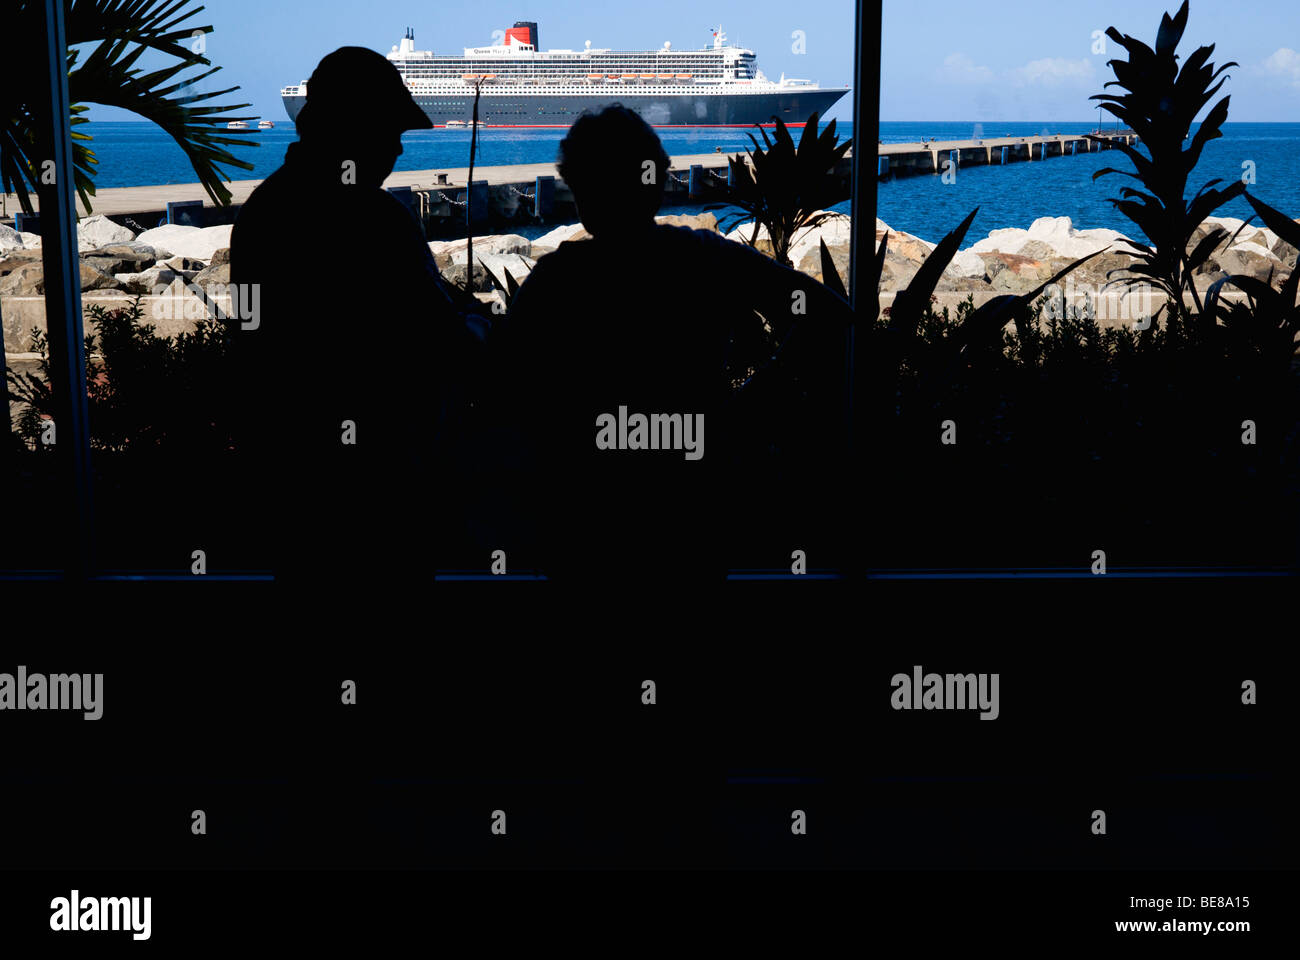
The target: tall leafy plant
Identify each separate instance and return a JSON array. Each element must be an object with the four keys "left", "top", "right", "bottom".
[
  {"left": 719, "top": 112, "right": 851, "bottom": 267},
  {"left": 3, "top": 0, "right": 256, "bottom": 215},
  {"left": 1088, "top": 0, "right": 1242, "bottom": 322}
]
